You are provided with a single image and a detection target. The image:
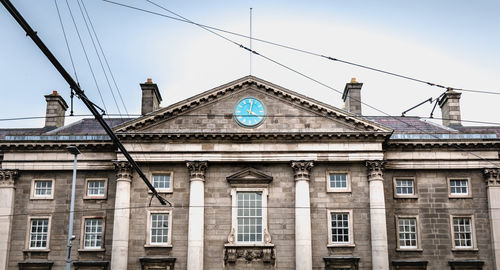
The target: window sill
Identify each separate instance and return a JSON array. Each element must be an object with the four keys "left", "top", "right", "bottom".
[
  {"left": 396, "top": 248, "right": 423, "bottom": 252},
  {"left": 326, "top": 190, "right": 352, "bottom": 193},
  {"left": 327, "top": 243, "right": 355, "bottom": 248},
  {"left": 452, "top": 248, "right": 478, "bottom": 252},
  {"left": 29, "top": 197, "right": 54, "bottom": 200},
  {"left": 224, "top": 243, "right": 274, "bottom": 248},
  {"left": 144, "top": 244, "right": 172, "bottom": 248},
  {"left": 148, "top": 190, "right": 173, "bottom": 194},
  {"left": 83, "top": 196, "right": 107, "bottom": 200},
  {"left": 449, "top": 195, "right": 472, "bottom": 199},
  {"left": 78, "top": 248, "right": 105, "bottom": 252},
  {"left": 394, "top": 195, "right": 418, "bottom": 199},
  {"left": 23, "top": 249, "right": 50, "bottom": 253}
]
